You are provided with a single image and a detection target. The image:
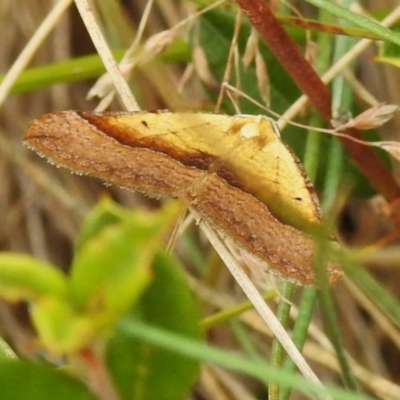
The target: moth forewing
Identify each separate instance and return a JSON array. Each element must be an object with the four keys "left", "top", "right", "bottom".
[
  {"left": 24, "top": 110, "right": 342, "bottom": 286},
  {"left": 187, "top": 172, "right": 341, "bottom": 286},
  {"left": 219, "top": 115, "right": 322, "bottom": 230},
  {"left": 98, "top": 111, "right": 322, "bottom": 230}
]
